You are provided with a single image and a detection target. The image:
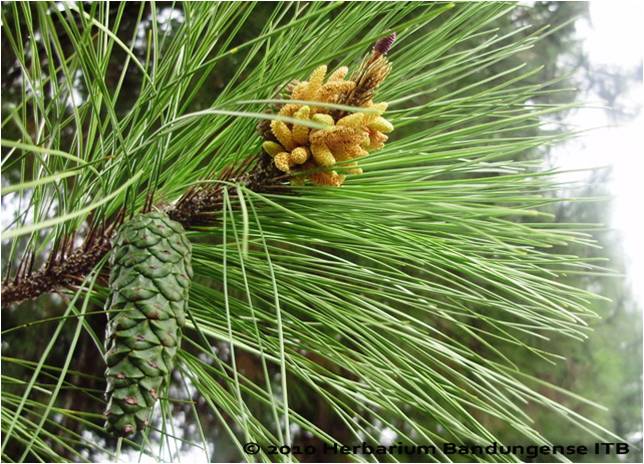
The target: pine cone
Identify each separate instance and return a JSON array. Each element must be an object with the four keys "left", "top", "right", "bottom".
[{"left": 104, "top": 211, "right": 193, "bottom": 436}]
